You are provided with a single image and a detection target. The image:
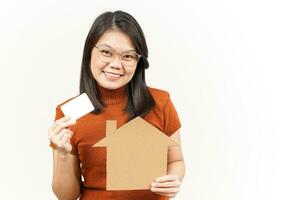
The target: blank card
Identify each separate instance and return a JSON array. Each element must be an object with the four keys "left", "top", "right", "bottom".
[{"left": 61, "top": 93, "right": 94, "bottom": 121}]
